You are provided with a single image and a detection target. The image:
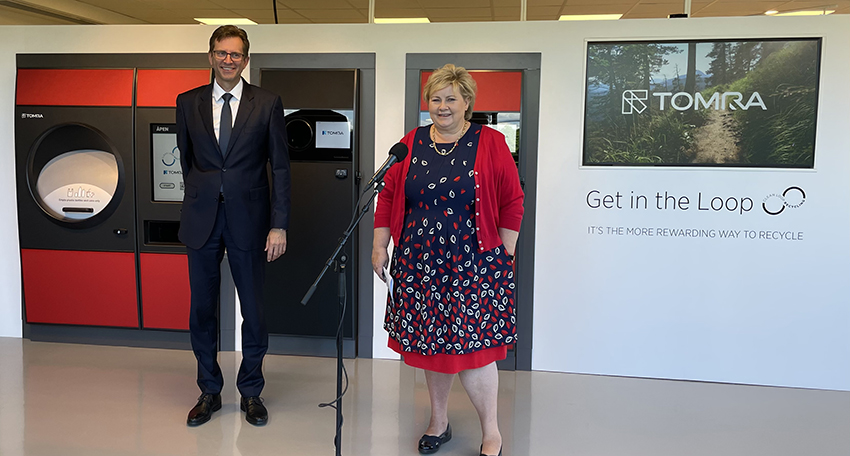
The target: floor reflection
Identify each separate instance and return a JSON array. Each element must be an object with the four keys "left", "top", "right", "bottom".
[{"left": 0, "top": 337, "right": 848, "bottom": 456}]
